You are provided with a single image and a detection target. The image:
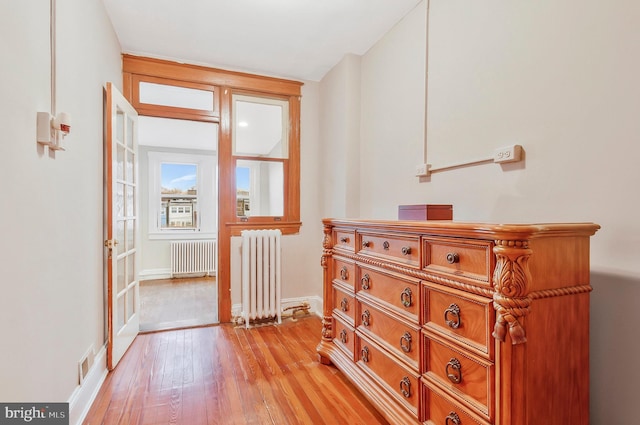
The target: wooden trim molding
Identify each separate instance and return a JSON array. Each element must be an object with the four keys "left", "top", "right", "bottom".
[
  {"left": 121, "top": 54, "right": 304, "bottom": 323},
  {"left": 123, "top": 54, "right": 302, "bottom": 96}
]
